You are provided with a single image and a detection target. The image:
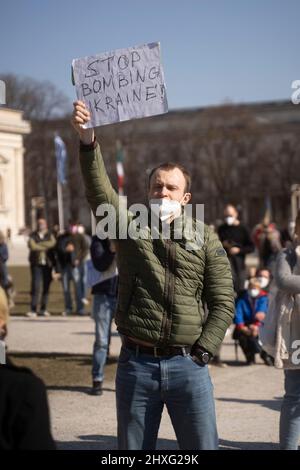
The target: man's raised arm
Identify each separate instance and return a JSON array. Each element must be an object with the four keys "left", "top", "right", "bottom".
[{"left": 71, "top": 100, "right": 120, "bottom": 223}]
